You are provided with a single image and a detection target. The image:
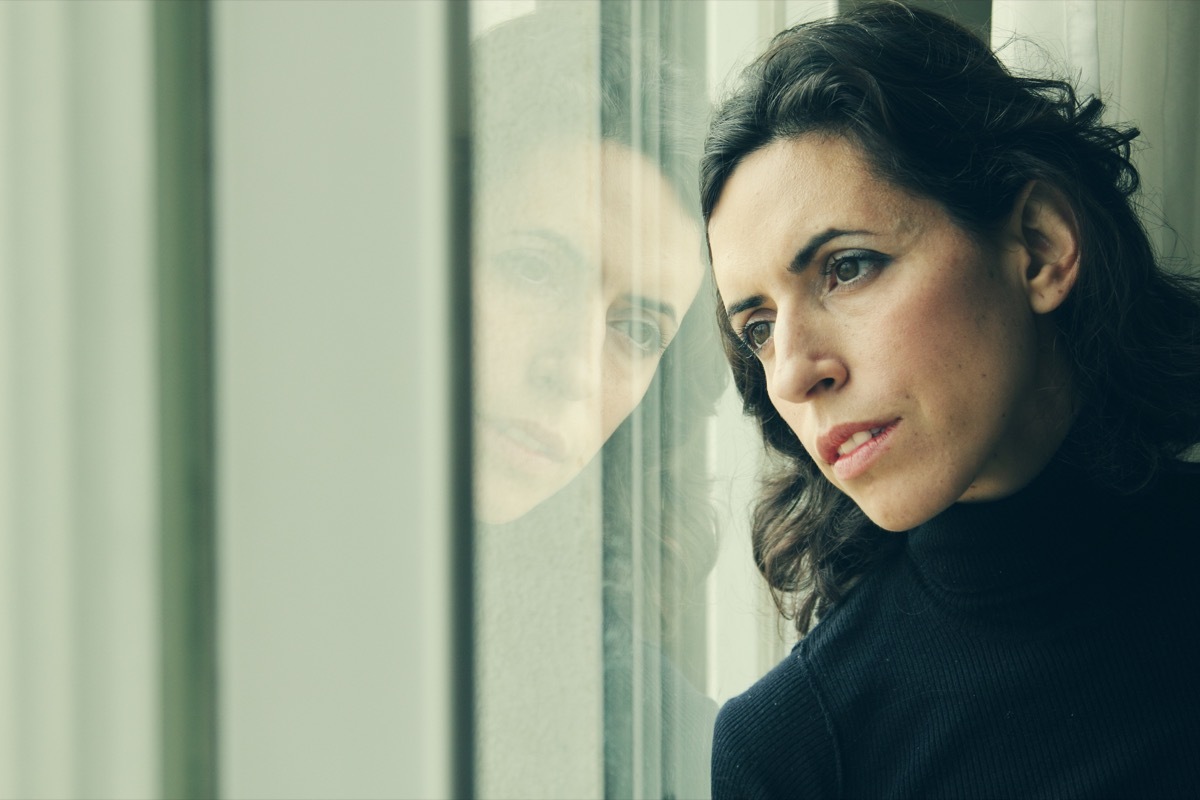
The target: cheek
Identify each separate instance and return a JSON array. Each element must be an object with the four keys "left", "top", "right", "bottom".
[
  {"left": 885, "top": 270, "right": 1001, "bottom": 377},
  {"left": 897, "top": 276, "right": 1038, "bottom": 438},
  {"left": 475, "top": 283, "right": 541, "bottom": 392}
]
